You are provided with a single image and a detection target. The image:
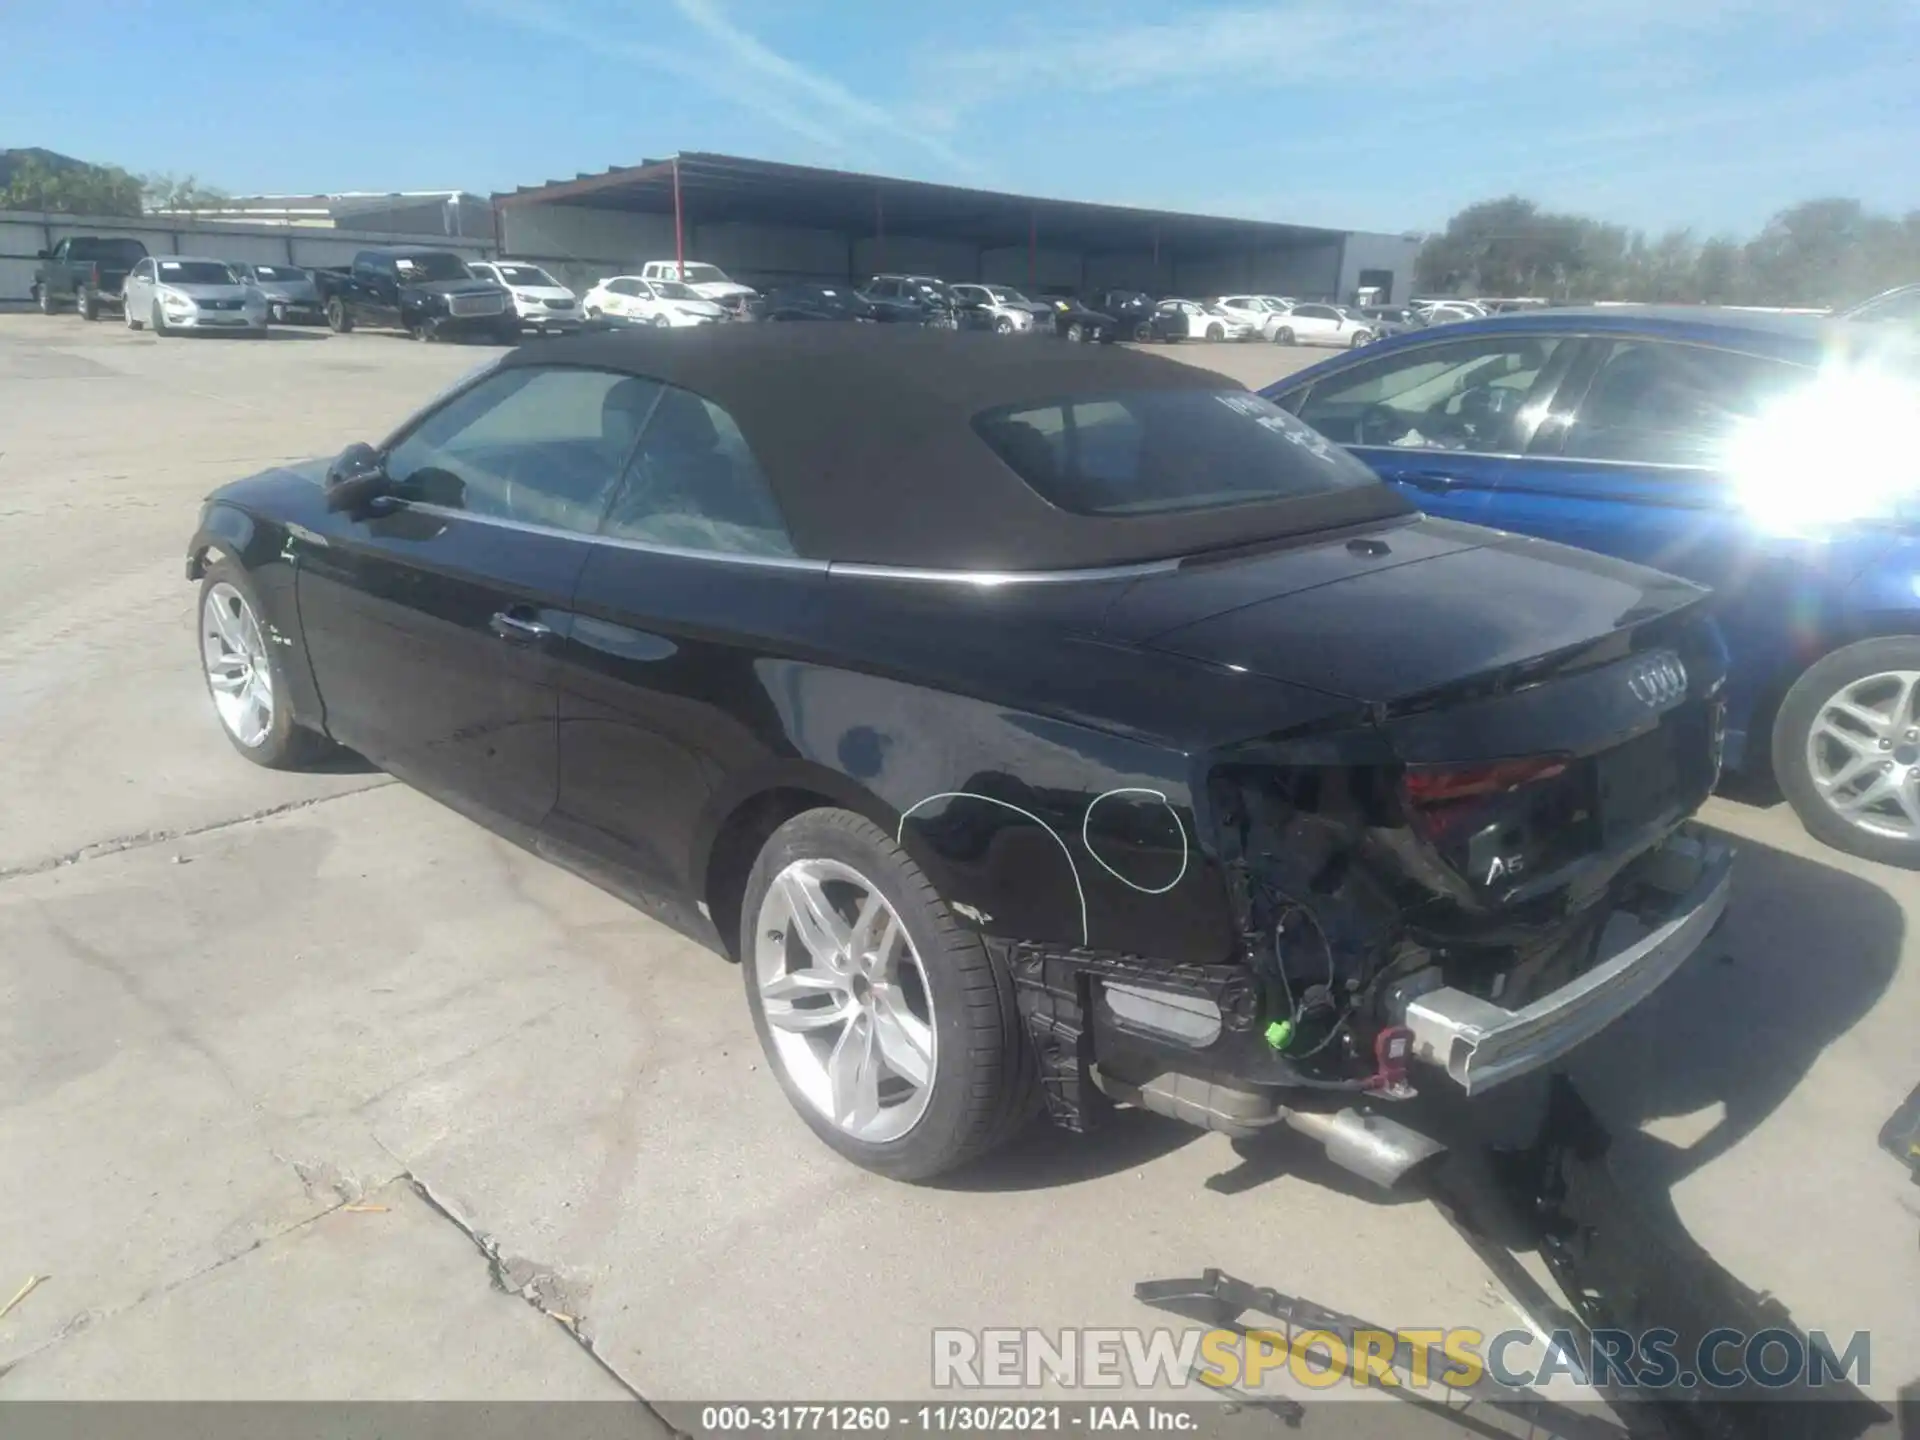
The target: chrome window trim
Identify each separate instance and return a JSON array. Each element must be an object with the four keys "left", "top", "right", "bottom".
[
  {"left": 384, "top": 501, "right": 1180, "bottom": 583},
  {"left": 826, "top": 558, "right": 1180, "bottom": 586},
  {"left": 400, "top": 501, "right": 828, "bottom": 571}
]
